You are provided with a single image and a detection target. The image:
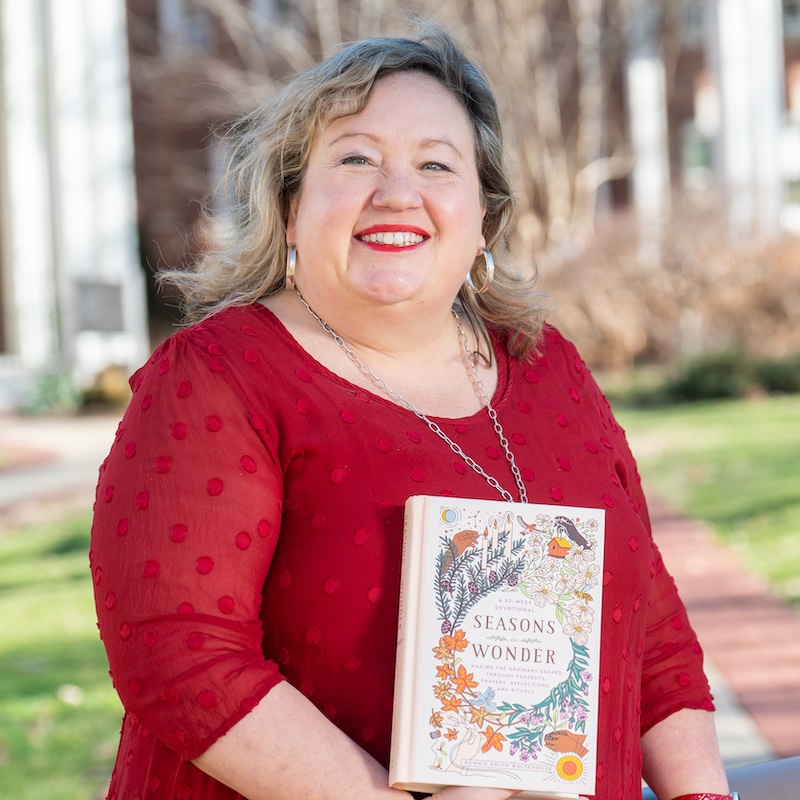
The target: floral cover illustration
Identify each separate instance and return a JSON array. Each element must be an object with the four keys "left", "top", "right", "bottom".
[{"left": 426, "top": 503, "right": 604, "bottom": 790}]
